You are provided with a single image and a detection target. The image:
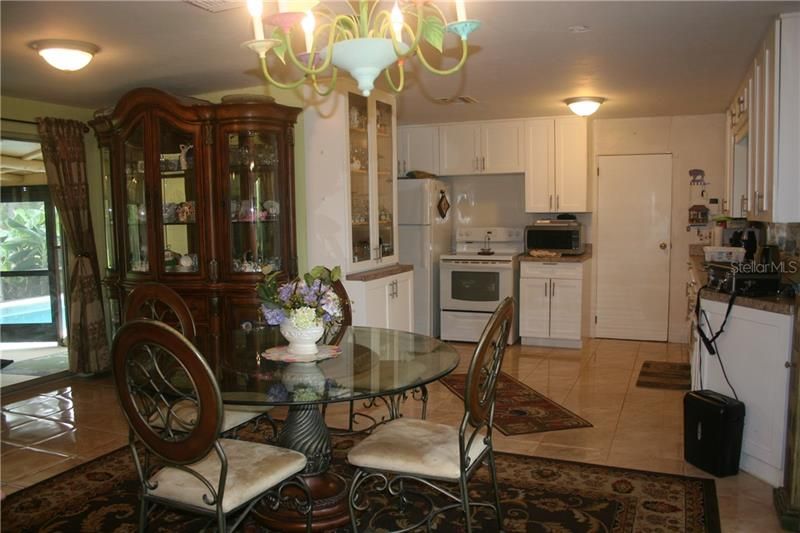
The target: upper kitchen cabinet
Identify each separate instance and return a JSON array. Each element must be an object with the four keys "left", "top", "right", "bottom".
[
  {"left": 397, "top": 125, "right": 439, "bottom": 176},
  {"left": 438, "top": 120, "right": 525, "bottom": 175},
  {"left": 91, "top": 88, "right": 300, "bottom": 367},
  {"left": 524, "top": 117, "right": 588, "bottom": 213},
  {"left": 725, "top": 14, "right": 800, "bottom": 223},
  {"left": 304, "top": 82, "right": 399, "bottom": 274}
]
